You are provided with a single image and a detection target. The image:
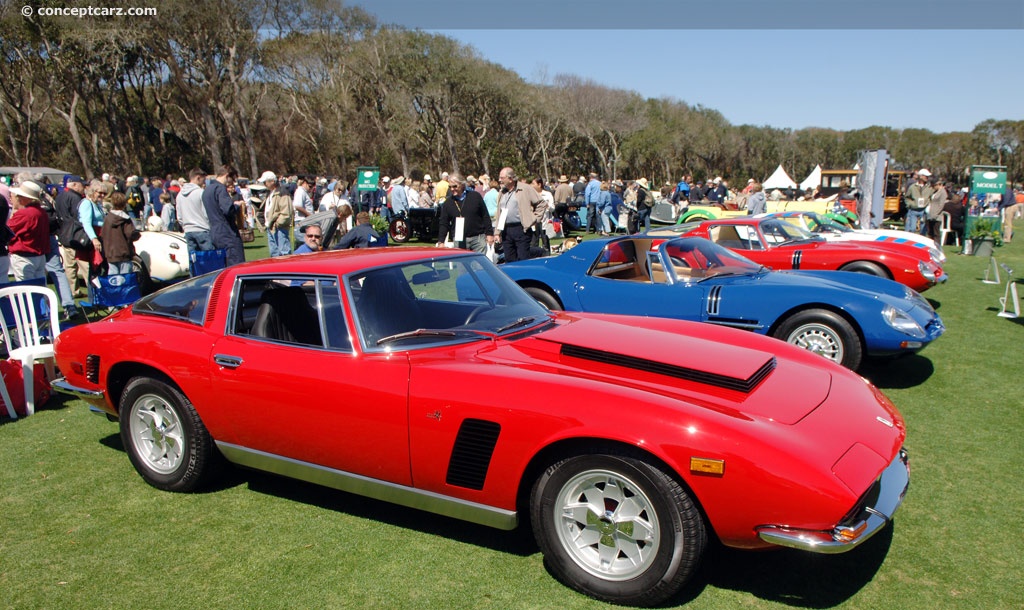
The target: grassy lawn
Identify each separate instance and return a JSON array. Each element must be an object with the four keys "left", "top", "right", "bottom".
[{"left": 2, "top": 231, "right": 1022, "bottom": 609}]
